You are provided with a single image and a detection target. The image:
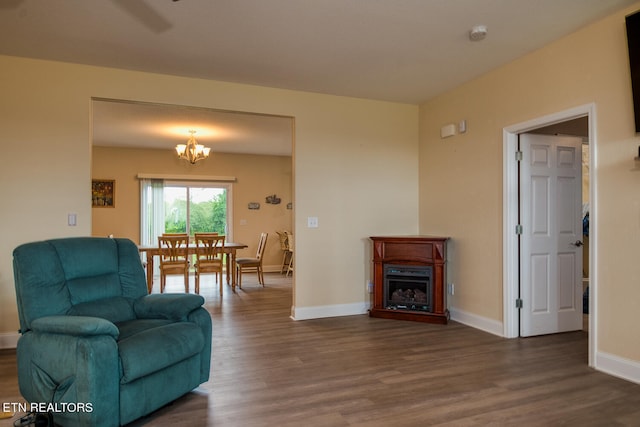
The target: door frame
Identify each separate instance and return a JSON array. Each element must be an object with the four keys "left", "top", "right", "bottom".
[{"left": 502, "top": 103, "right": 597, "bottom": 366}]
